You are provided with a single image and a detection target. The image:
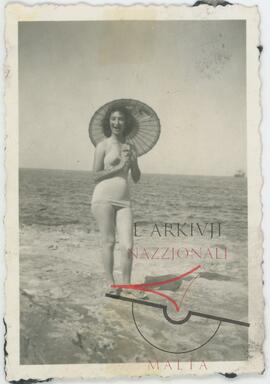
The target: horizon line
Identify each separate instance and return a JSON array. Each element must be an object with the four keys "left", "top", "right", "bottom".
[{"left": 19, "top": 166, "right": 246, "bottom": 178}]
